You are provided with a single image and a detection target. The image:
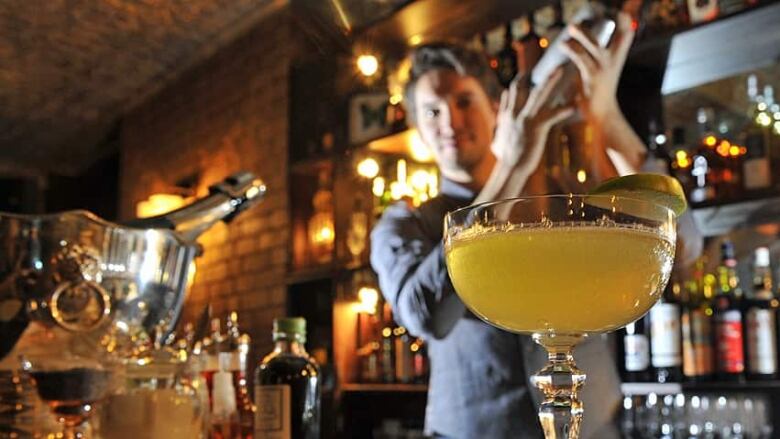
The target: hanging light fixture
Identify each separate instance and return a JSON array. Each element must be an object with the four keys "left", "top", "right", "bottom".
[{"left": 308, "top": 170, "right": 335, "bottom": 264}]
